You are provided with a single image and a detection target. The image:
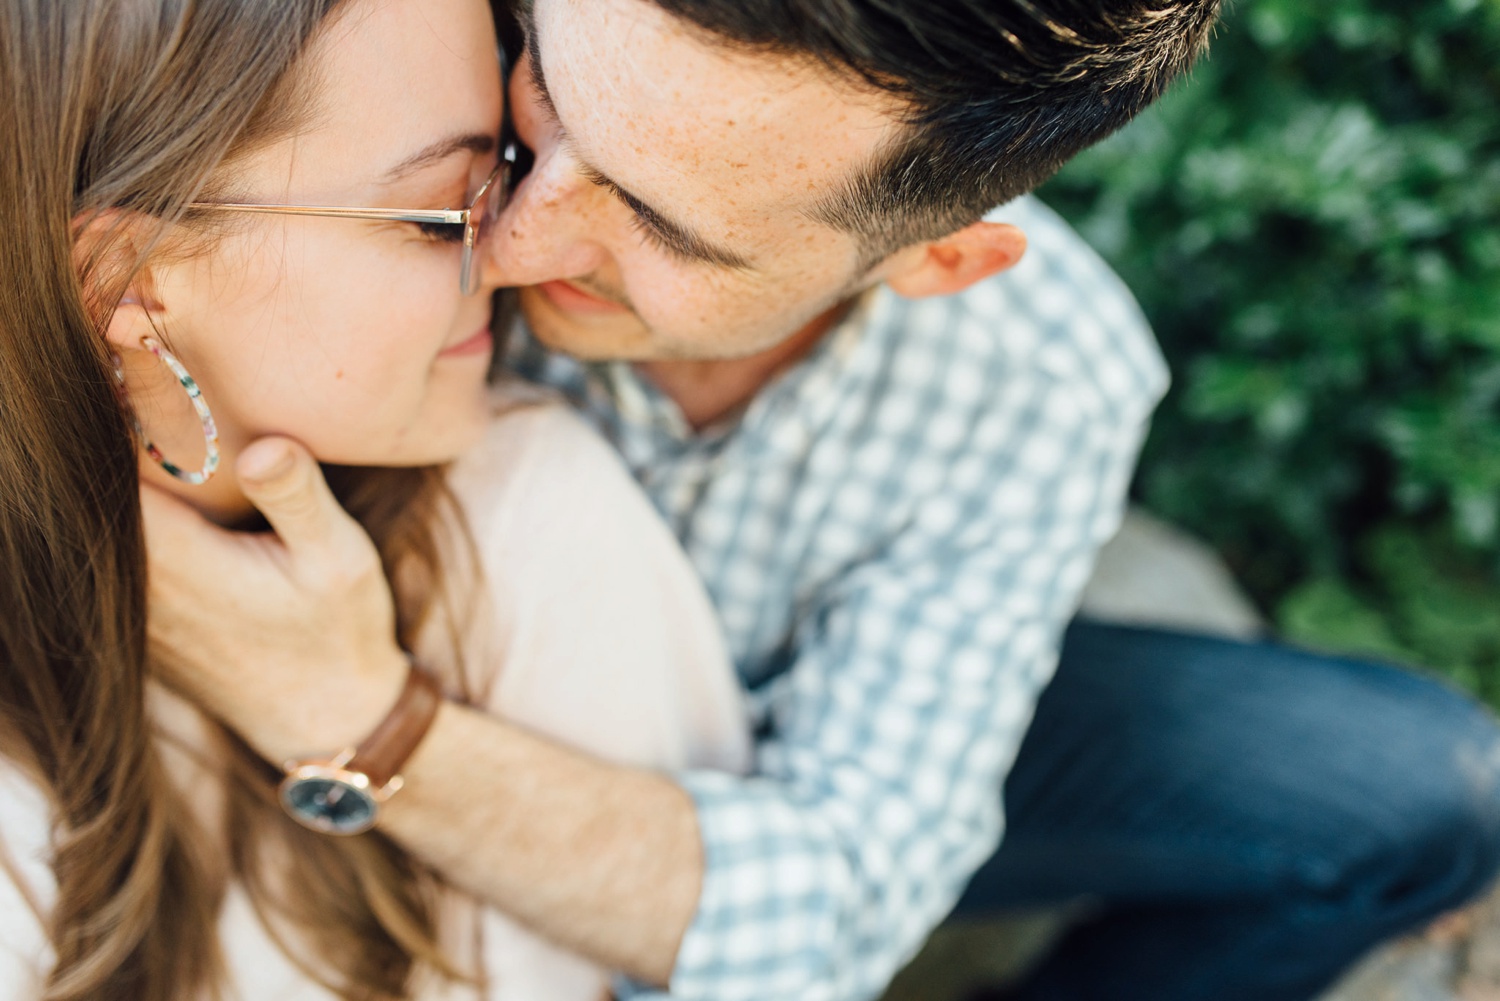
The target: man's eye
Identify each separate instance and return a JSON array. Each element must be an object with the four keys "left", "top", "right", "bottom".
[
  {"left": 414, "top": 221, "right": 465, "bottom": 244},
  {"left": 627, "top": 214, "right": 693, "bottom": 262}
]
